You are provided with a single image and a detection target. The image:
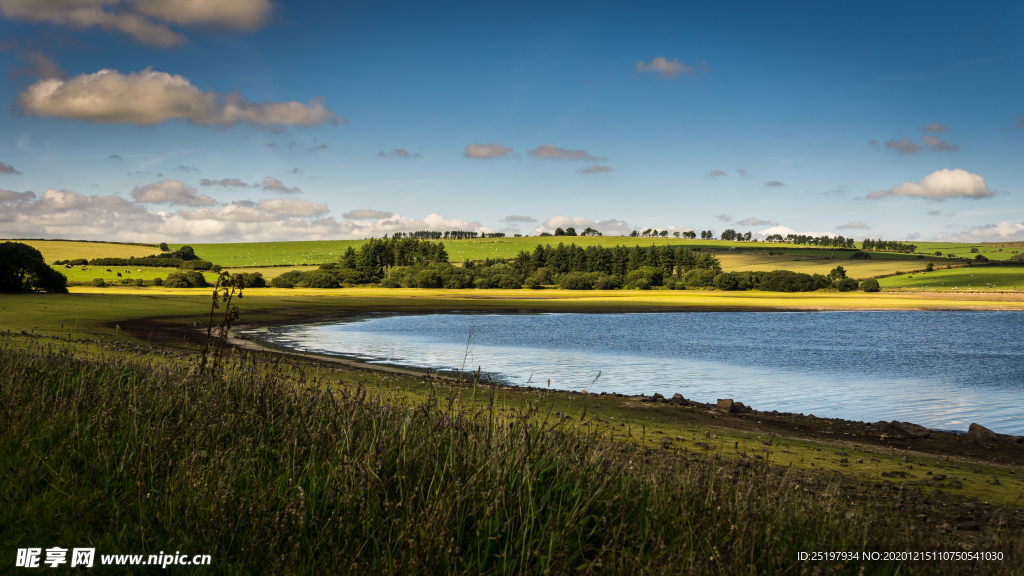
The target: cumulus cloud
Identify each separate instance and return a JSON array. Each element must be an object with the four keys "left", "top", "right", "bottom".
[
  {"left": 527, "top": 144, "right": 600, "bottom": 161},
  {"left": 866, "top": 168, "right": 995, "bottom": 202},
  {"left": 130, "top": 179, "right": 215, "bottom": 206},
  {"left": 0, "top": 186, "right": 493, "bottom": 242},
  {"left": 0, "top": 161, "right": 20, "bottom": 174},
  {"left": 737, "top": 217, "right": 774, "bottom": 226},
  {"left": 342, "top": 209, "right": 394, "bottom": 220},
  {"left": 17, "top": 68, "right": 343, "bottom": 129},
  {"left": 837, "top": 221, "right": 869, "bottom": 230},
  {"left": 941, "top": 221, "right": 1024, "bottom": 242},
  {"left": 764, "top": 180, "right": 784, "bottom": 187},
  {"left": 531, "top": 215, "right": 631, "bottom": 236},
  {"left": 707, "top": 169, "right": 727, "bottom": 178},
  {"left": 920, "top": 123, "right": 948, "bottom": 133},
  {"left": 635, "top": 57, "right": 709, "bottom": 79},
  {"left": 577, "top": 164, "right": 613, "bottom": 174},
  {"left": 884, "top": 137, "right": 922, "bottom": 154},
  {"left": 502, "top": 215, "right": 537, "bottom": 223},
  {"left": 261, "top": 177, "right": 300, "bottom": 194},
  {"left": 199, "top": 178, "right": 252, "bottom": 188},
  {"left": 0, "top": 0, "right": 274, "bottom": 47},
  {"left": 464, "top": 143, "right": 512, "bottom": 159},
  {"left": 736, "top": 169, "right": 747, "bottom": 177},
  {"left": 377, "top": 148, "right": 420, "bottom": 159},
  {"left": 715, "top": 214, "right": 732, "bottom": 222},
  {"left": 0, "top": 189, "right": 36, "bottom": 201}
]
